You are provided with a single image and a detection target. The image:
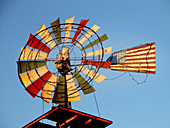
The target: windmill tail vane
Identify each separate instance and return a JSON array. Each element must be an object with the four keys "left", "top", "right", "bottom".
[
  {"left": 17, "top": 16, "right": 156, "bottom": 108},
  {"left": 107, "top": 42, "right": 156, "bottom": 74}
]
